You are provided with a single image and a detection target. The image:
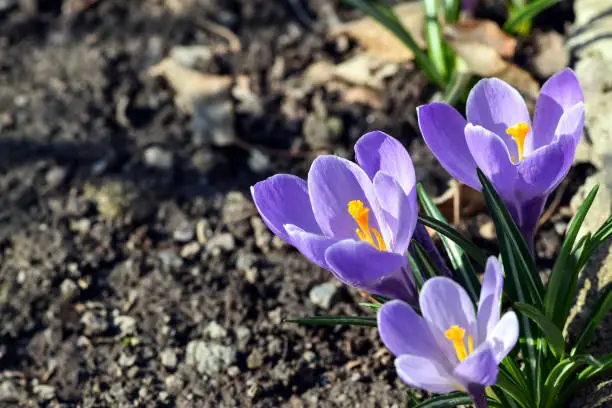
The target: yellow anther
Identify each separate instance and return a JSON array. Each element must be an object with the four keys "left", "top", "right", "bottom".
[
  {"left": 445, "top": 325, "right": 469, "bottom": 361},
  {"left": 468, "top": 335, "right": 474, "bottom": 354},
  {"left": 506, "top": 122, "right": 530, "bottom": 162},
  {"left": 347, "top": 200, "right": 387, "bottom": 251}
]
